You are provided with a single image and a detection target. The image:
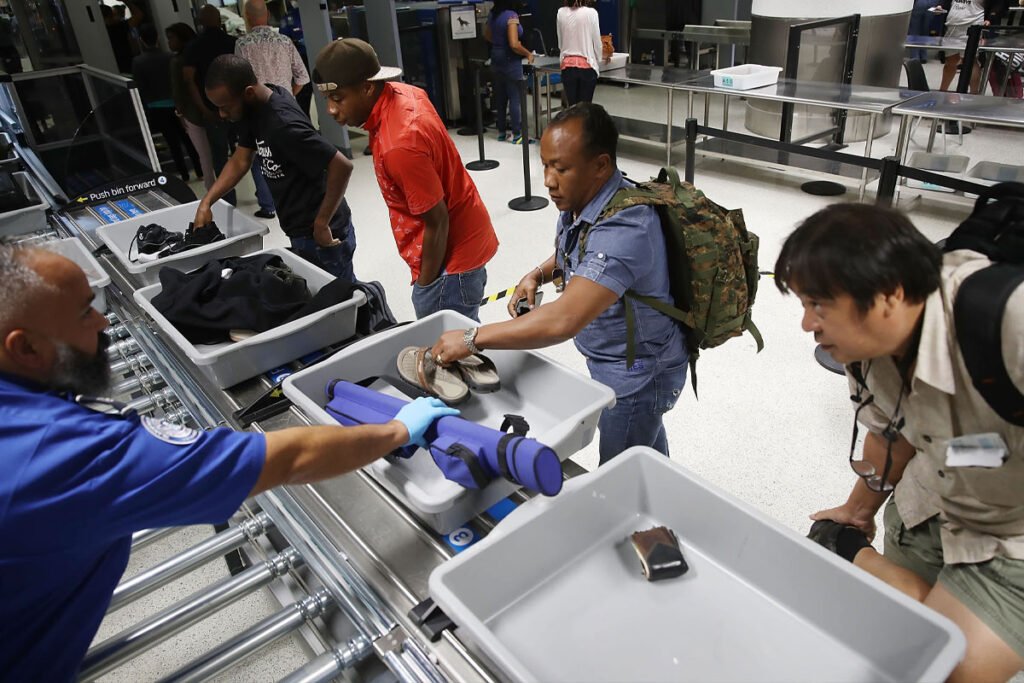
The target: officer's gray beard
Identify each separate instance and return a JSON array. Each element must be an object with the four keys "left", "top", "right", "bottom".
[{"left": 49, "top": 333, "right": 112, "bottom": 395}]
